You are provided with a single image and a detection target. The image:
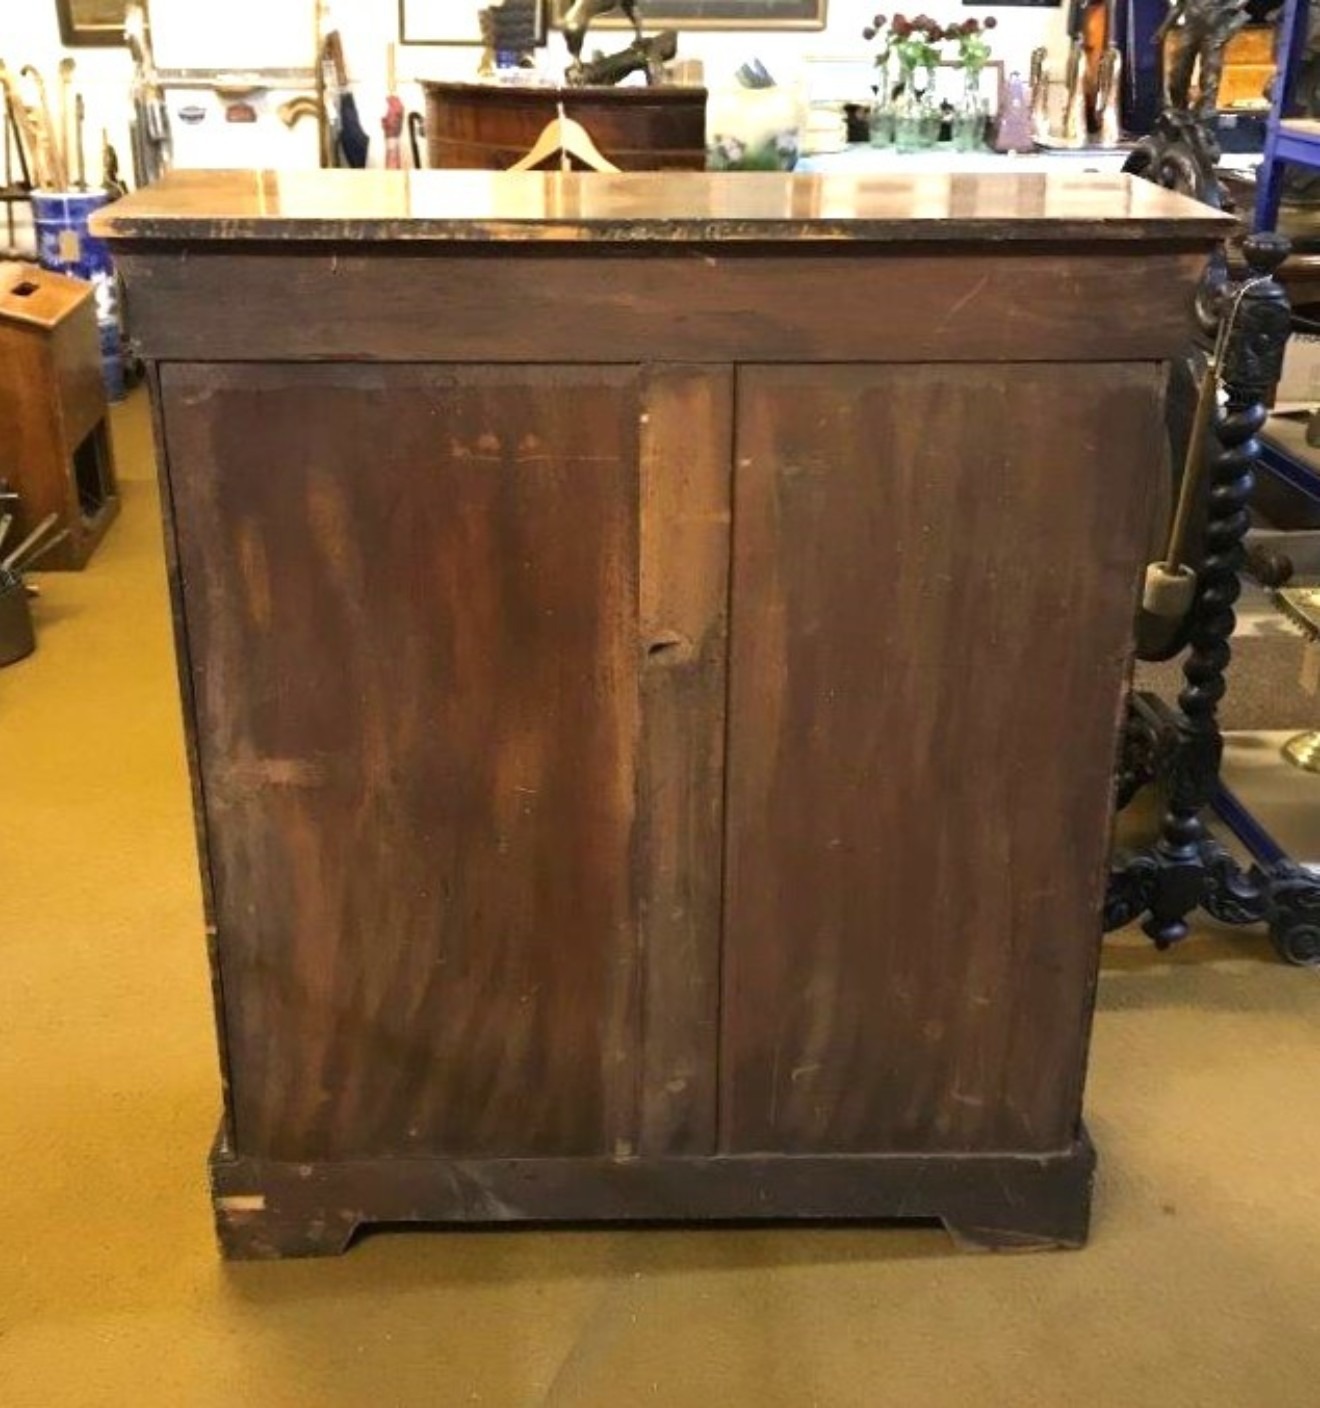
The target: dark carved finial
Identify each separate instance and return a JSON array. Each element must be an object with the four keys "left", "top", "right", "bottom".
[
  {"left": 1241, "top": 232, "right": 1291, "bottom": 279},
  {"left": 1221, "top": 236, "right": 1292, "bottom": 402}
]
